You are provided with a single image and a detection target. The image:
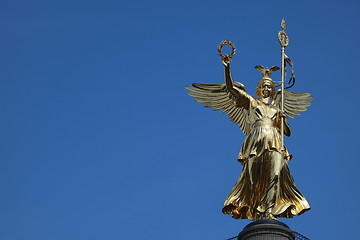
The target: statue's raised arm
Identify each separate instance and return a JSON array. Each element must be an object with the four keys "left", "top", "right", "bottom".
[{"left": 222, "top": 56, "right": 251, "bottom": 110}]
